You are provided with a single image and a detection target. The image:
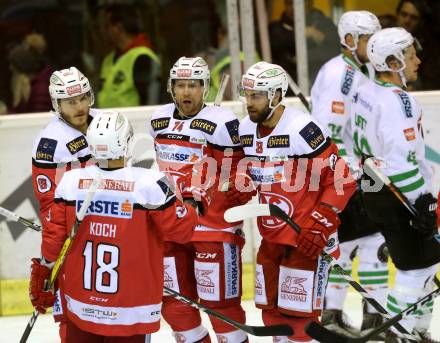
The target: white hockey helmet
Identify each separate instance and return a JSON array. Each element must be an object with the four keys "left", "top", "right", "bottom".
[
  {"left": 240, "top": 61, "right": 288, "bottom": 106},
  {"left": 87, "top": 111, "right": 133, "bottom": 160},
  {"left": 367, "top": 27, "right": 414, "bottom": 72},
  {"left": 338, "top": 11, "right": 381, "bottom": 50},
  {"left": 168, "top": 56, "right": 211, "bottom": 100},
  {"left": 49, "top": 66, "right": 94, "bottom": 113}
]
